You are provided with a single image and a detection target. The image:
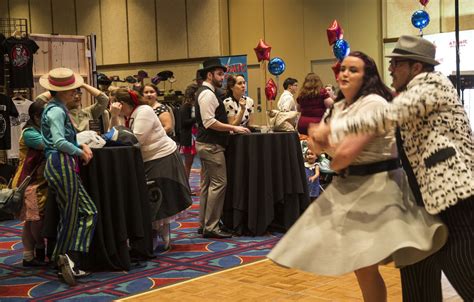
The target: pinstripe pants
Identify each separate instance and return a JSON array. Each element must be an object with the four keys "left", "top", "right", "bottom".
[
  {"left": 44, "top": 152, "right": 97, "bottom": 262},
  {"left": 401, "top": 197, "right": 474, "bottom": 301}
]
